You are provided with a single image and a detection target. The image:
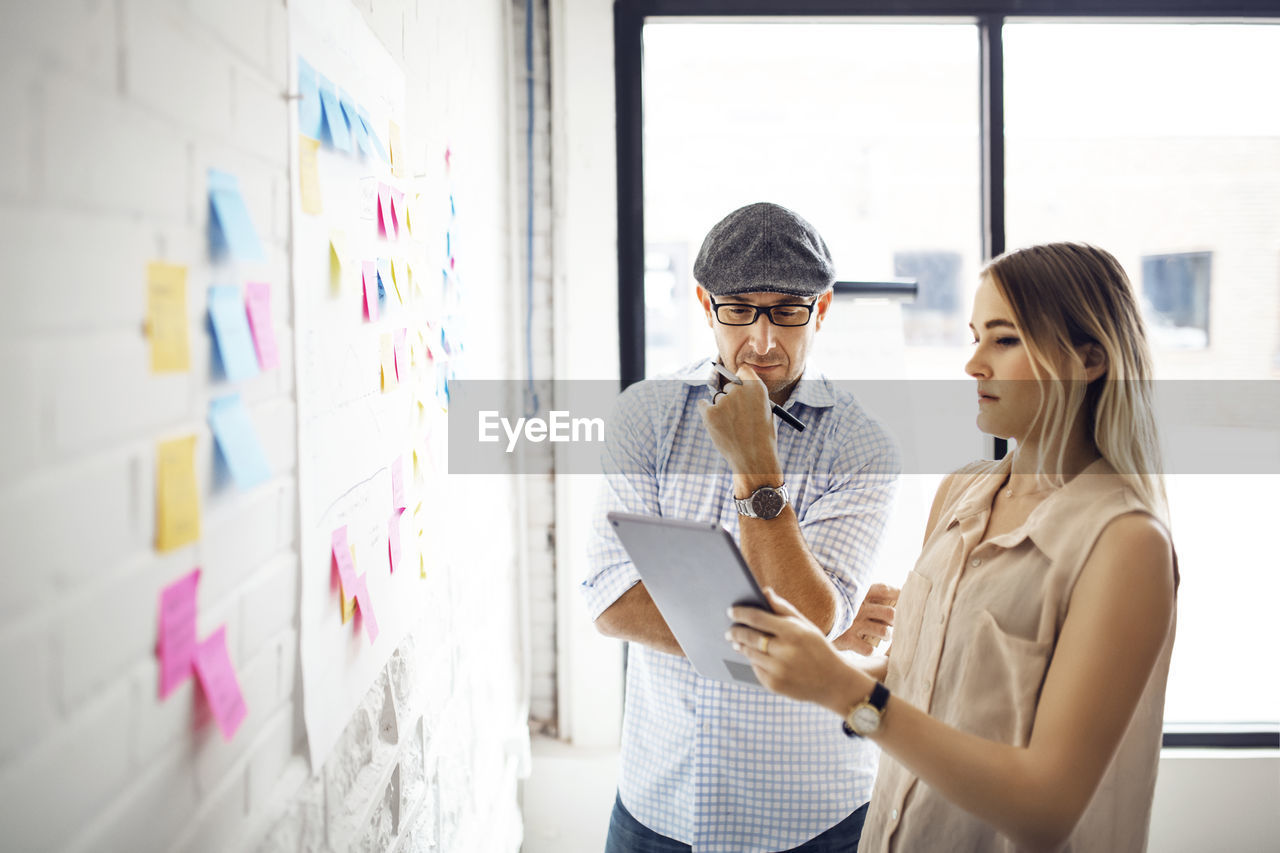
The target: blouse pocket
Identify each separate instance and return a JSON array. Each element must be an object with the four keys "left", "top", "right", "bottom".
[
  {"left": 957, "top": 609, "right": 1054, "bottom": 747},
  {"left": 886, "top": 569, "right": 932, "bottom": 683}
]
